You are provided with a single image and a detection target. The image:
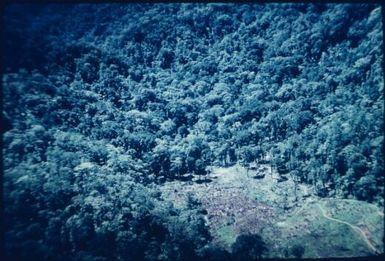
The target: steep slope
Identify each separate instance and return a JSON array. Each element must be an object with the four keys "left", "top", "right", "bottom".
[{"left": 3, "top": 3, "right": 384, "bottom": 260}]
